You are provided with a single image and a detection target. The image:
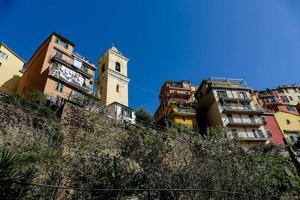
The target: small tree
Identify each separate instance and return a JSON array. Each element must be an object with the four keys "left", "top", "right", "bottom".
[{"left": 135, "top": 108, "right": 153, "bottom": 123}]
